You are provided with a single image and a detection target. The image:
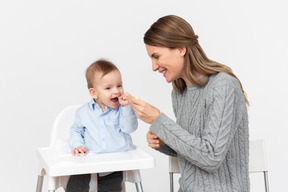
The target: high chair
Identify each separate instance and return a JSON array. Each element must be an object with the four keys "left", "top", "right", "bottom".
[{"left": 36, "top": 105, "right": 155, "bottom": 192}]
